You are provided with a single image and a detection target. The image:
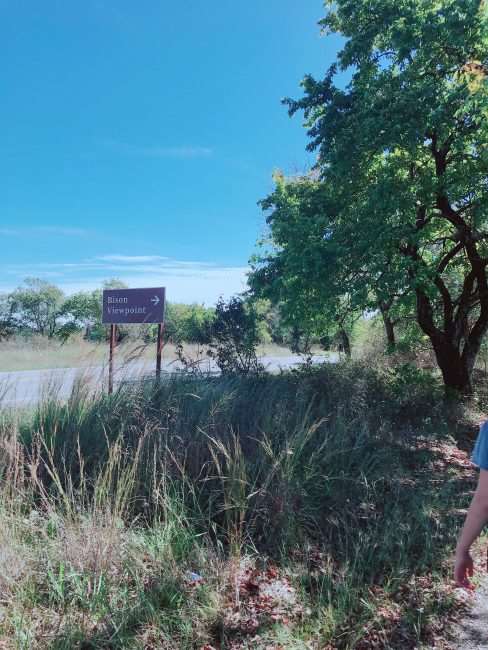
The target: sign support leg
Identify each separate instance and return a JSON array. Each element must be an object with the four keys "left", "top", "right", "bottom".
[
  {"left": 156, "top": 322, "right": 164, "bottom": 379},
  {"left": 109, "top": 324, "right": 116, "bottom": 394}
]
